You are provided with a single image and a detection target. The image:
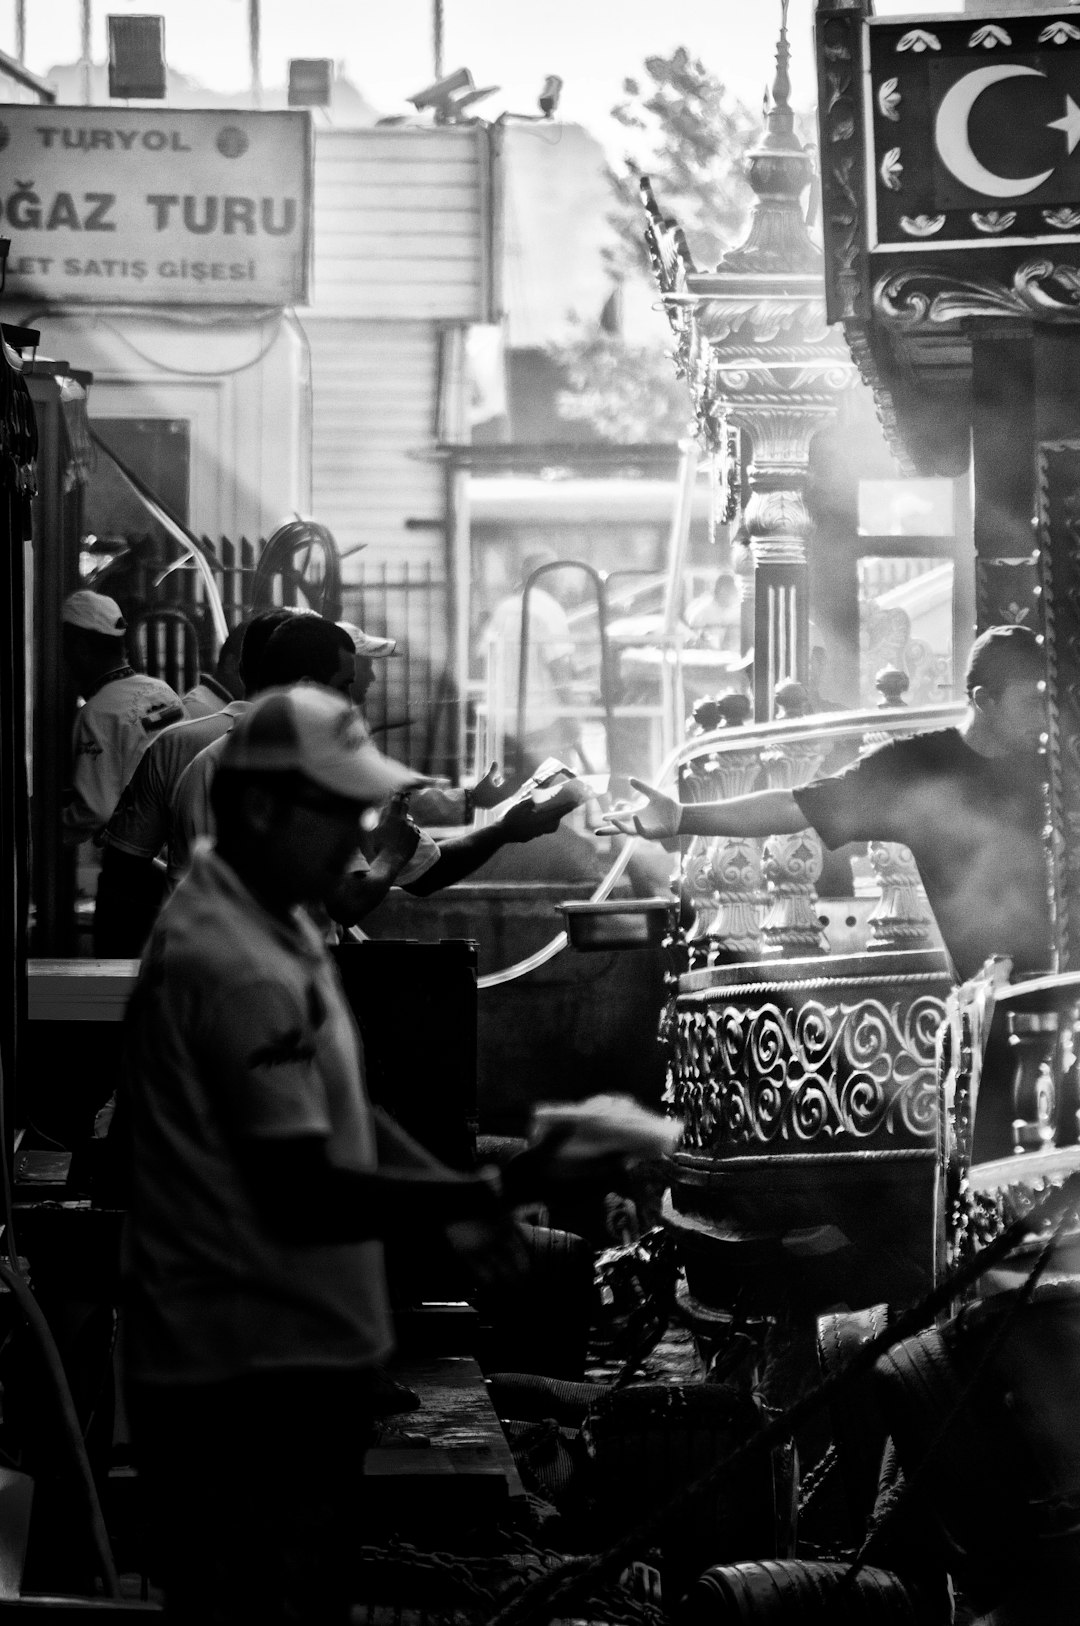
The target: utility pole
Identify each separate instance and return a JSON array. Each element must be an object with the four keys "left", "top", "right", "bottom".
[
  {"left": 80, "top": 0, "right": 91, "bottom": 104},
  {"left": 14, "top": 0, "right": 25, "bottom": 65},
  {"left": 433, "top": 0, "right": 443, "bottom": 79},
  {"left": 249, "top": 0, "right": 262, "bottom": 108}
]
